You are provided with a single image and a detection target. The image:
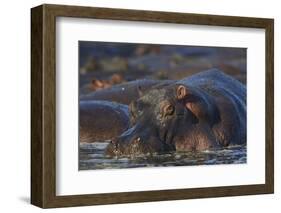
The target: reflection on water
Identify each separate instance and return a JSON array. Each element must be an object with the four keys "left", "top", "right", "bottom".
[{"left": 79, "top": 142, "right": 247, "bottom": 170}]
